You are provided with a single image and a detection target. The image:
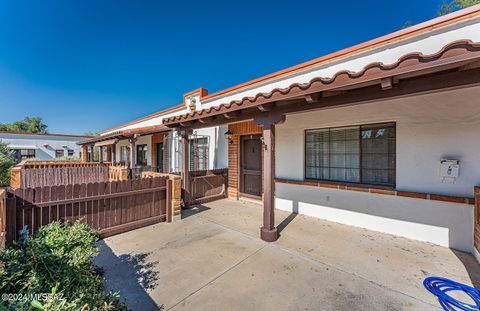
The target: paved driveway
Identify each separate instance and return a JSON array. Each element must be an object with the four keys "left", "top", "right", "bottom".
[{"left": 95, "top": 199, "right": 480, "bottom": 310}]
